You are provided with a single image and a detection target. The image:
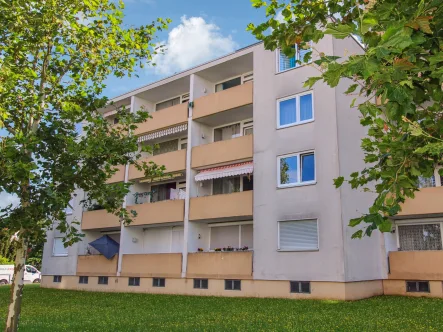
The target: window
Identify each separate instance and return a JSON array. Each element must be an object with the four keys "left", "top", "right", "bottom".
[
  {"left": 406, "top": 281, "right": 430, "bottom": 293},
  {"left": 26, "top": 266, "right": 37, "bottom": 274},
  {"left": 151, "top": 182, "right": 177, "bottom": 203},
  {"left": 180, "top": 138, "right": 188, "bottom": 150},
  {"left": 53, "top": 275, "right": 62, "bottom": 283},
  {"left": 98, "top": 276, "right": 108, "bottom": 285},
  {"left": 156, "top": 97, "right": 180, "bottom": 111},
  {"left": 128, "top": 277, "right": 140, "bottom": 287},
  {"left": 243, "top": 175, "right": 253, "bottom": 191},
  {"left": 290, "top": 281, "right": 311, "bottom": 294},
  {"left": 278, "top": 152, "right": 315, "bottom": 187},
  {"left": 225, "top": 279, "right": 241, "bottom": 291},
  {"left": 277, "top": 92, "right": 313, "bottom": 128},
  {"left": 215, "top": 77, "right": 241, "bottom": 92},
  {"left": 214, "top": 123, "right": 241, "bottom": 142},
  {"left": 213, "top": 177, "right": 240, "bottom": 195},
  {"left": 279, "top": 220, "right": 319, "bottom": 251},
  {"left": 79, "top": 276, "right": 88, "bottom": 284},
  {"left": 398, "top": 224, "right": 442, "bottom": 251},
  {"left": 277, "top": 44, "right": 311, "bottom": 72},
  {"left": 153, "top": 278, "right": 165, "bottom": 287},
  {"left": 153, "top": 139, "right": 179, "bottom": 156},
  {"left": 243, "top": 126, "right": 253, "bottom": 136},
  {"left": 52, "top": 237, "right": 68, "bottom": 256},
  {"left": 193, "top": 279, "right": 208, "bottom": 289},
  {"left": 113, "top": 117, "right": 119, "bottom": 125},
  {"left": 210, "top": 223, "right": 253, "bottom": 250}
]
